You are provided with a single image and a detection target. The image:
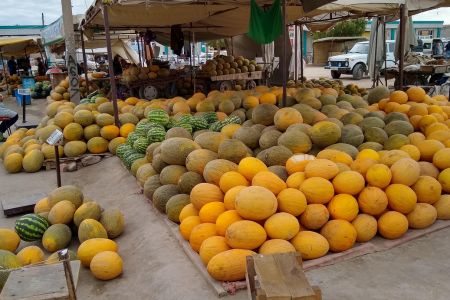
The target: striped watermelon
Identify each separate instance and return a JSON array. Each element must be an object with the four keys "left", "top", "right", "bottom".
[
  {"left": 126, "top": 132, "right": 144, "bottom": 146},
  {"left": 133, "top": 137, "right": 150, "bottom": 153},
  {"left": 190, "top": 117, "right": 209, "bottom": 131},
  {"left": 202, "top": 112, "right": 218, "bottom": 124},
  {"left": 15, "top": 214, "right": 50, "bottom": 242},
  {"left": 147, "top": 127, "right": 166, "bottom": 143},
  {"left": 223, "top": 115, "right": 242, "bottom": 125},
  {"left": 147, "top": 109, "right": 169, "bottom": 126},
  {"left": 209, "top": 121, "right": 226, "bottom": 132},
  {"left": 178, "top": 115, "right": 193, "bottom": 124},
  {"left": 175, "top": 123, "right": 193, "bottom": 134}
]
